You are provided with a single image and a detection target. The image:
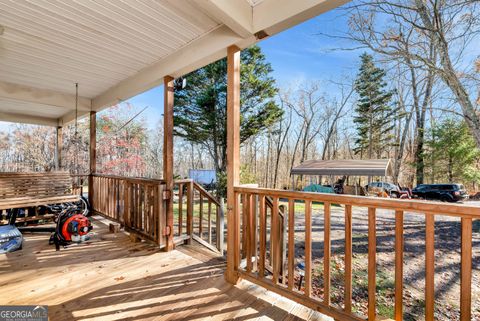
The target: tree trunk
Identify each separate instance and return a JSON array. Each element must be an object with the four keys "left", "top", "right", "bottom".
[
  {"left": 414, "top": 128, "right": 425, "bottom": 185},
  {"left": 368, "top": 109, "right": 373, "bottom": 159},
  {"left": 448, "top": 155, "right": 453, "bottom": 183},
  {"left": 393, "top": 108, "right": 414, "bottom": 184}
]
